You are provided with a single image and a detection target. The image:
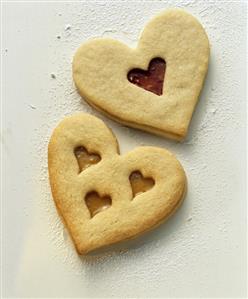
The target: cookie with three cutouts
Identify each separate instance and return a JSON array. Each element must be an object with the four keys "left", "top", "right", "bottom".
[
  {"left": 73, "top": 9, "right": 210, "bottom": 141},
  {"left": 48, "top": 113, "right": 186, "bottom": 254}
]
